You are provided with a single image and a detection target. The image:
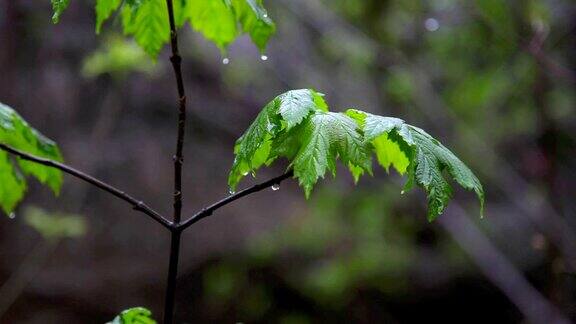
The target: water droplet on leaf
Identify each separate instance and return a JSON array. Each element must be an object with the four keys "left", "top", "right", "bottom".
[
  {"left": 263, "top": 13, "right": 268, "bottom": 18},
  {"left": 400, "top": 190, "right": 405, "bottom": 195},
  {"left": 271, "top": 184, "right": 280, "bottom": 191},
  {"left": 8, "top": 212, "right": 16, "bottom": 219},
  {"left": 260, "top": 55, "right": 268, "bottom": 61},
  {"left": 222, "top": 57, "right": 230, "bottom": 65}
]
